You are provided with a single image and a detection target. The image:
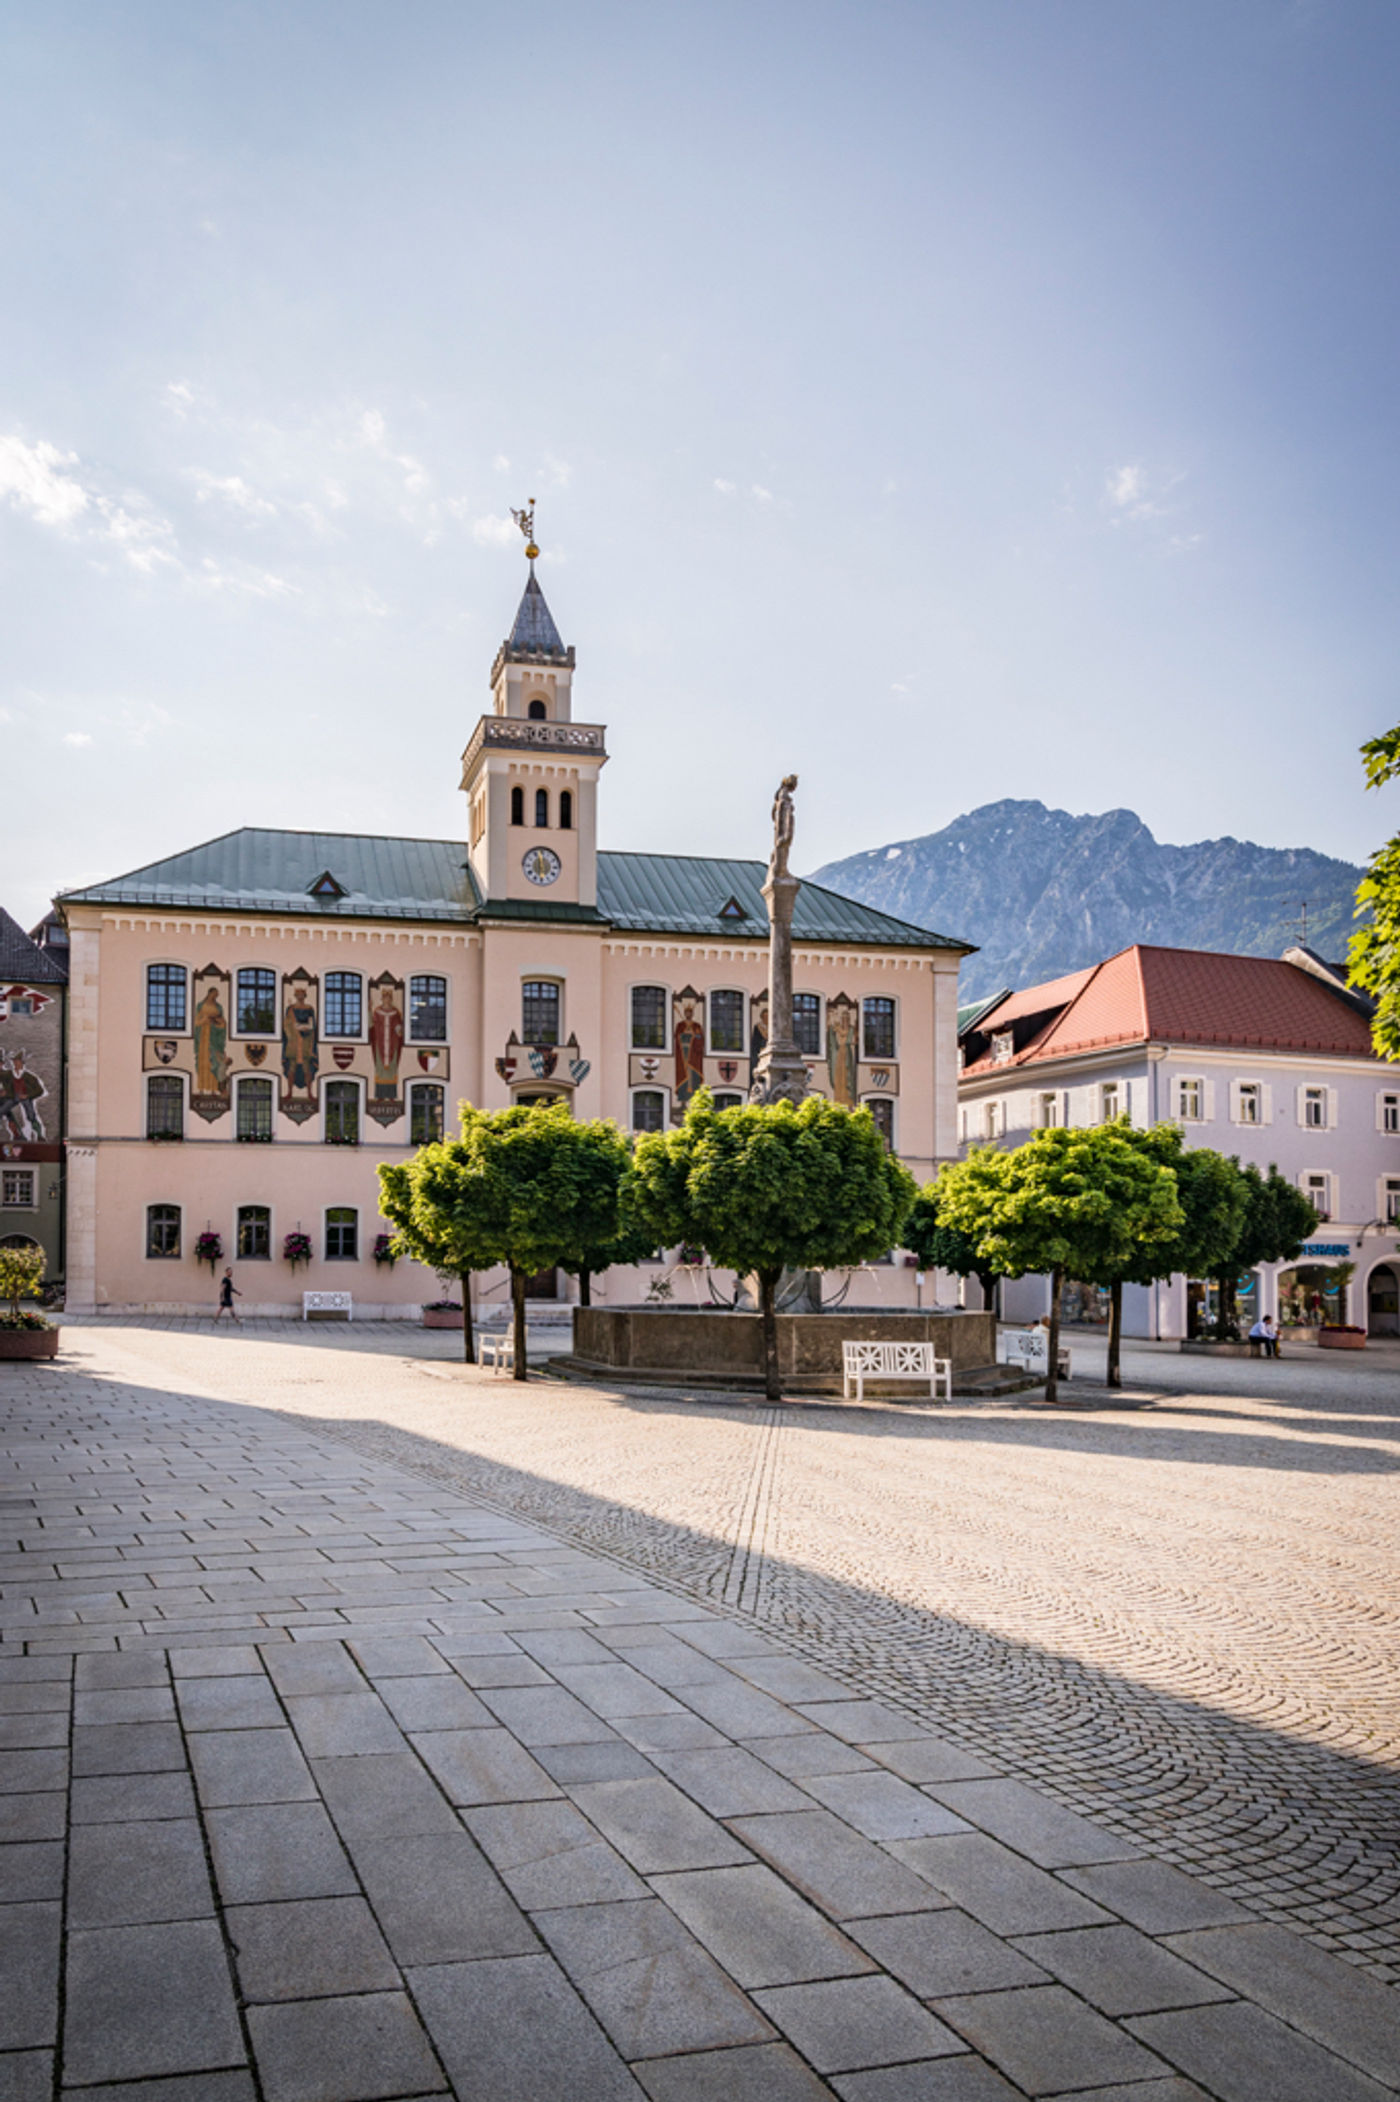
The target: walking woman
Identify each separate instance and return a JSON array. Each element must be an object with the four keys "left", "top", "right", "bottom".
[{"left": 216, "top": 1269, "right": 242, "bottom": 1323}]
